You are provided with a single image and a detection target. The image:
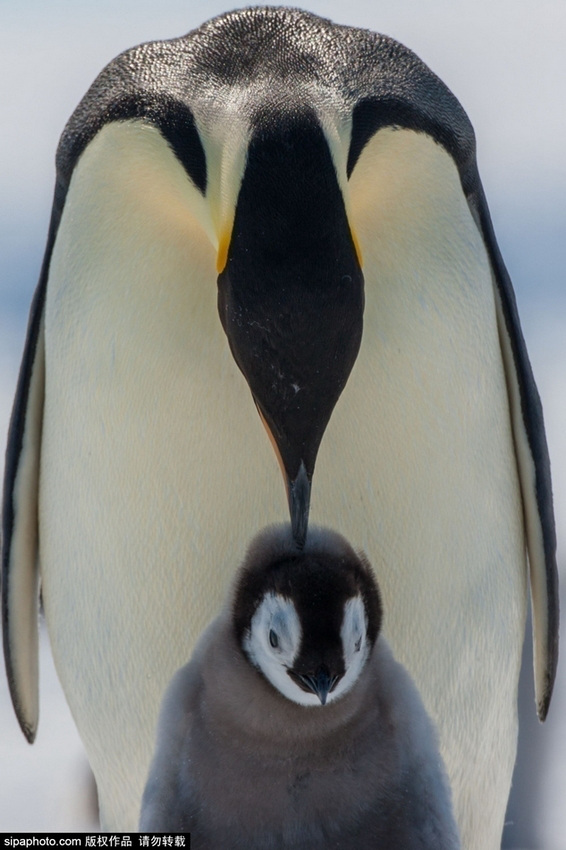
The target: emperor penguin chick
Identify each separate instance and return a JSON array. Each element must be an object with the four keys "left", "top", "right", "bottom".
[{"left": 140, "top": 526, "right": 460, "bottom": 849}]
